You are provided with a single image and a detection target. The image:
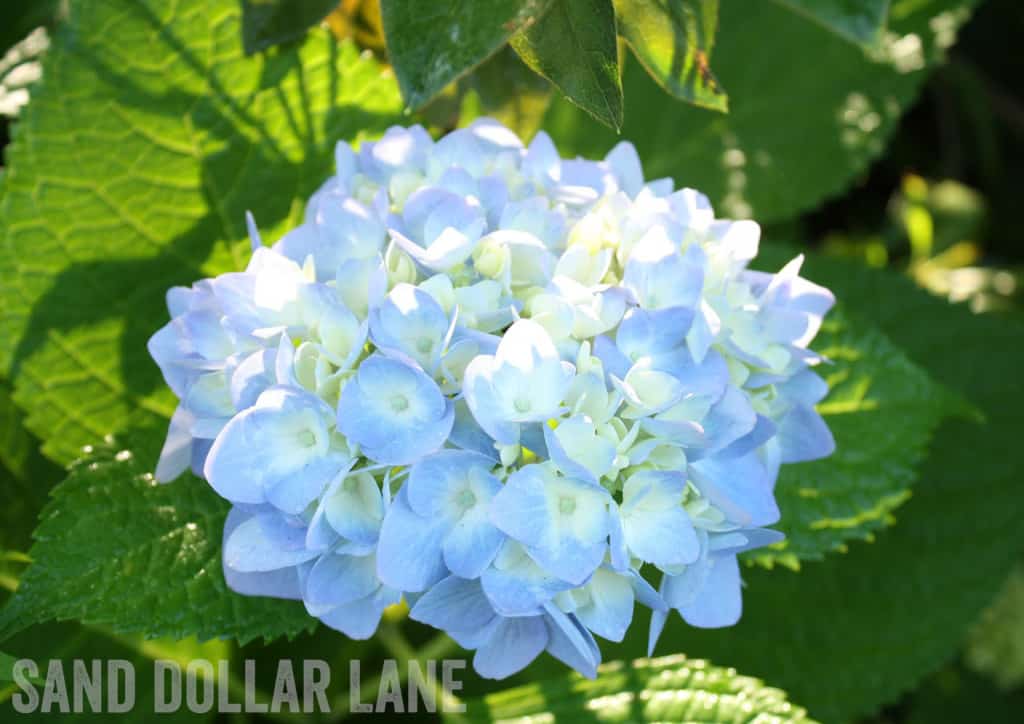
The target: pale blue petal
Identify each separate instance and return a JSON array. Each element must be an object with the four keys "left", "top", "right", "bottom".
[
  {"left": 155, "top": 405, "right": 195, "bottom": 483},
  {"left": 221, "top": 507, "right": 303, "bottom": 599},
  {"left": 409, "top": 576, "right": 497, "bottom": 632},
  {"left": 223, "top": 511, "right": 317, "bottom": 573},
  {"left": 544, "top": 604, "right": 600, "bottom": 678},
  {"left": 304, "top": 552, "right": 379, "bottom": 612},
  {"left": 444, "top": 507, "right": 506, "bottom": 579},
  {"left": 375, "top": 487, "right": 448, "bottom": 592},
  {"left": 678, "top": 554, "right": 742, "bottom": 628},
  {"left": 489, "top": 466, "right": 552, "bottom": 547},
  {"left": 527, "top": 539, "right": 606, "bottom": 587},
  {"left": 318, "top": 586, "right": 401, "bottom": 640},
  {"left": 777, "top": 404, "right": 835, "bottom": 463},
  {"left": 473, "top": 616, "right": 548, "bottom": 680},
  {"left": 575, "top": 568, "right": 634, "bottom": 642},
  {"left": 690, "top": 452, "right": 780, "bottom": 527}
]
